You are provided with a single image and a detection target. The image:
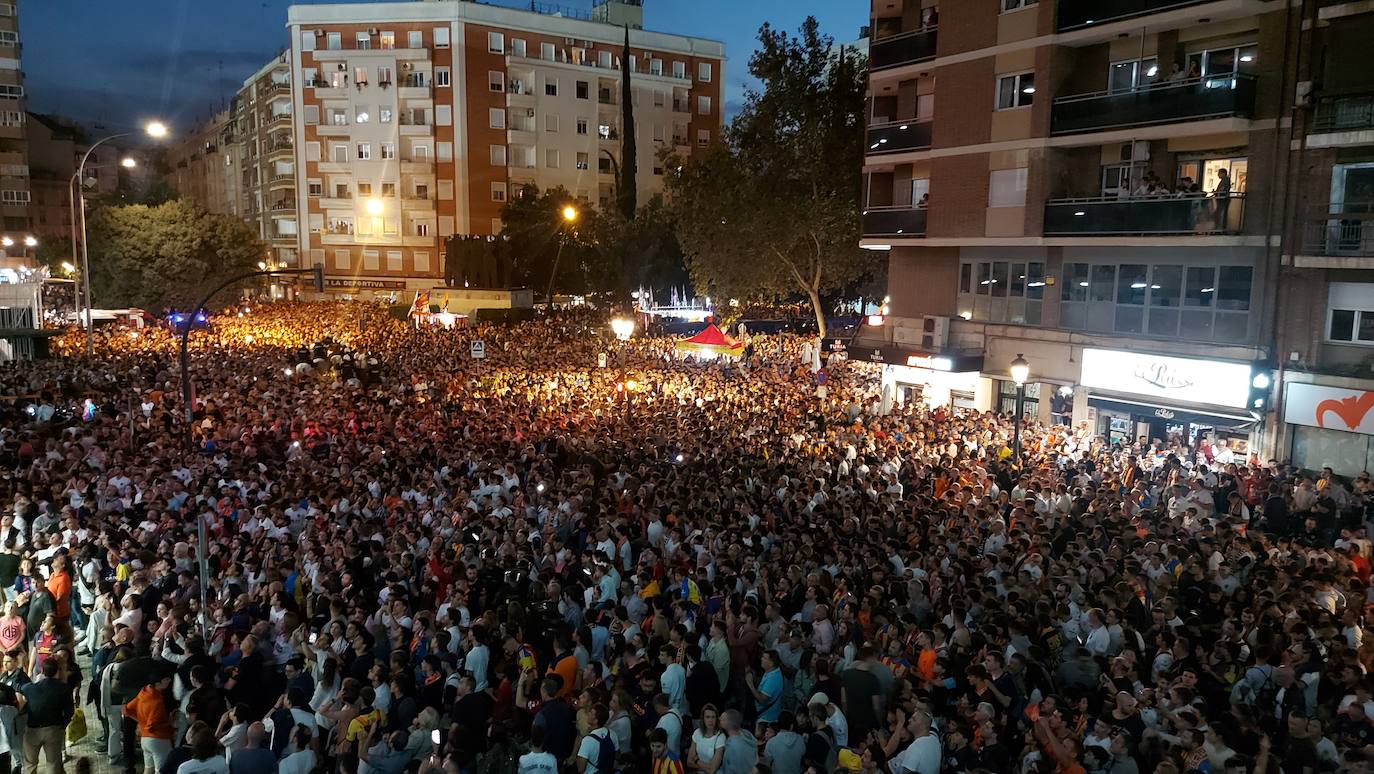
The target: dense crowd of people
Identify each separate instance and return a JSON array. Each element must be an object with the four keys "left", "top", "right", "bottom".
[{"left": 0, "top": 300, "right": 1368, "bottom": 774}]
